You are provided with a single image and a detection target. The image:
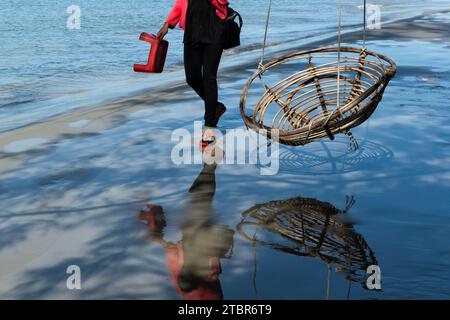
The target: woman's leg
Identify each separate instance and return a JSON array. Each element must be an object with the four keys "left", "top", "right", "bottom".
[
  {"left": 184, "top": 43, "right": 205, "bottom": 99},
  {"left": 202, "top": 43, "right": 223, "bottom": 128}
]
